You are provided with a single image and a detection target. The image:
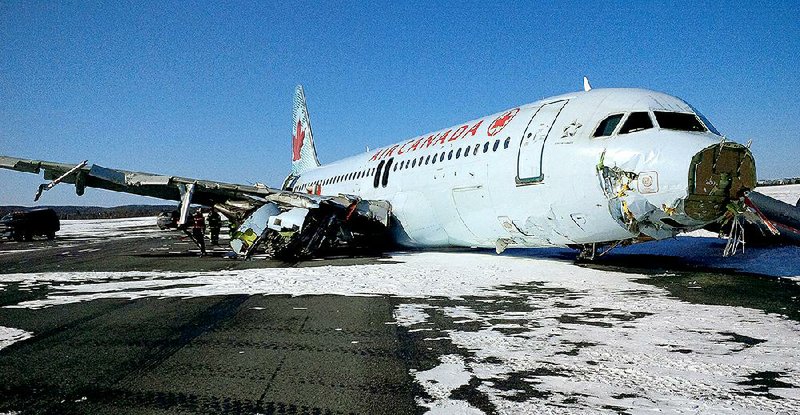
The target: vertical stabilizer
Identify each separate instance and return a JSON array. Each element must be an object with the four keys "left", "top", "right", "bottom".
[{"left": 291, "top": 85, "right": 321, "bottom": 176}]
